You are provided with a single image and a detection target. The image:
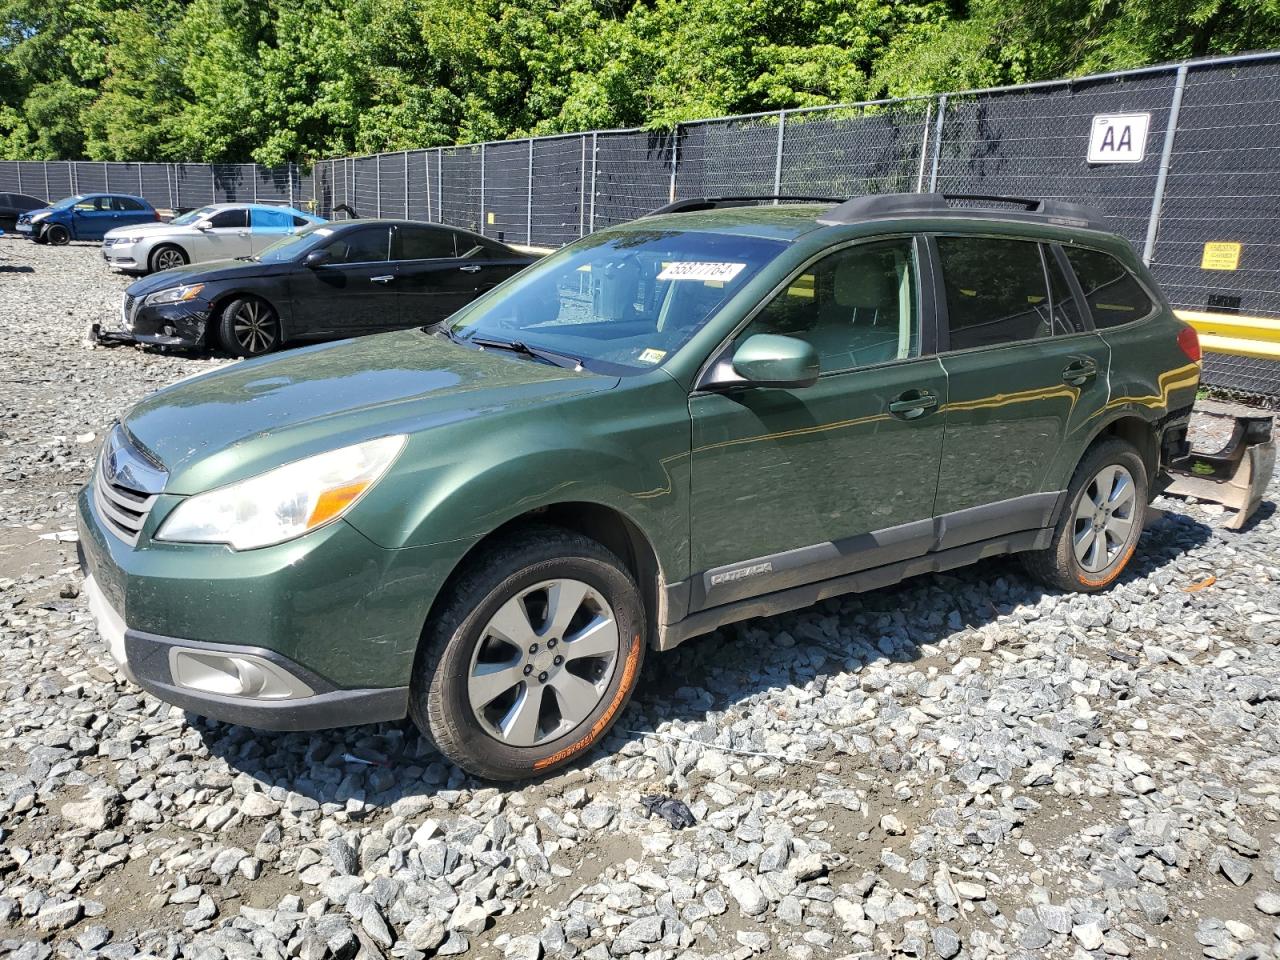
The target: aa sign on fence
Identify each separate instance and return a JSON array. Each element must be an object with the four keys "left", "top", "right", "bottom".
[{"left": 1088, "top": 113, "right": 1151, "bottom": 164}]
